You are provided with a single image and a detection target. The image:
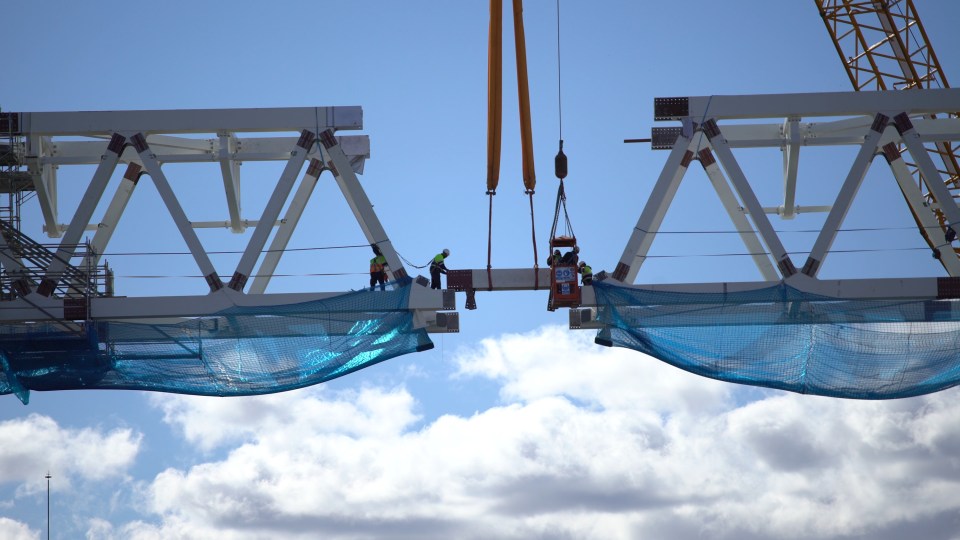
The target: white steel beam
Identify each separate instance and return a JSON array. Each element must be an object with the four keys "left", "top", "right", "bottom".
[
  {"left": 697, "top": 148, "right": 779, "bottom": 281},
  {"left": 320, "top": 130, "right": 408, "bottom": 281},
  {"left": 614, "top": 134, "right": 696, "bottom": 284},
  {"left": 703, "top": 120, "right": 797, "bottom": 278},
  {"left": 248, "top": 158, "right": 325, "bottom": 294},
  {"left": 133, "top": 133, "right": 224, "bottom": 292},
  {"left": 671, "top": 88, "right": 960, "bottom": 121},
  {"left": 801, "top": 114, "right": 889, "bottom": 278},
  {"left": 16, "top": 106, "right": 362, "bottom": 136},
  {"left": 37, "top": 134, "right": 125, "bottom": 296},
  {"left": 228, "top": 130, "right": 314, "bottom": 292},
  {"left": 0, "top": 287, "right": 447, "bottom": 322}
]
